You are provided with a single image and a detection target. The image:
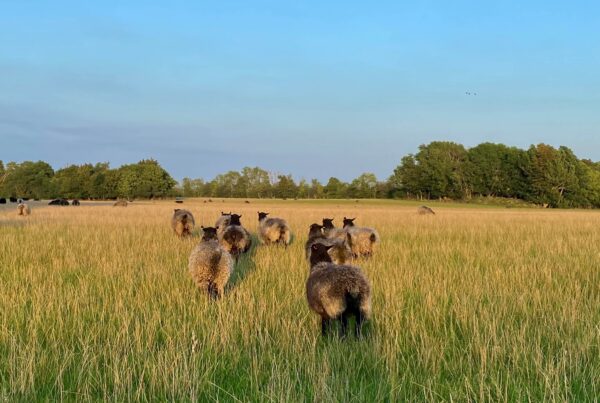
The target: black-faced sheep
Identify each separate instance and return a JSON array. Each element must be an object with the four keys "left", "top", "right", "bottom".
[
  {"left": 171, "top": 209, "right": 195, "bottom": 237},
  {"left": 306, "top": 243, "right": 372, "bottom": 338},
  {"left": 49, "top": 198, "right": 69, "bottom": 206},
  {"left": 113, "top": 200, "right": 128, "bottom": 207},
  {"left": 0, "top": 198, "right": 6, "bottom": 204},
  {"left": 417, "top": 205, "right": 435, "bottom": 215},
  {"left": 188, "top": 226, "right": 233, "bottom": 299},
  {"left": 258, "top": 211, "right": 291, "bottom": 245},
  {"left": 218, "top": 214, "right": 252, "bottom": 259},
  {"left": 305, "top": 223, "right": 353, "bottom": 265},
  {"left": 342, "top": 217, "right": 379, "bottom": 258},
  {"left": 17, "top": 203, "right": 31, "bottom": 216},
  {"left": 72, "top": 199, "right": 81, "bottom": 206}
]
